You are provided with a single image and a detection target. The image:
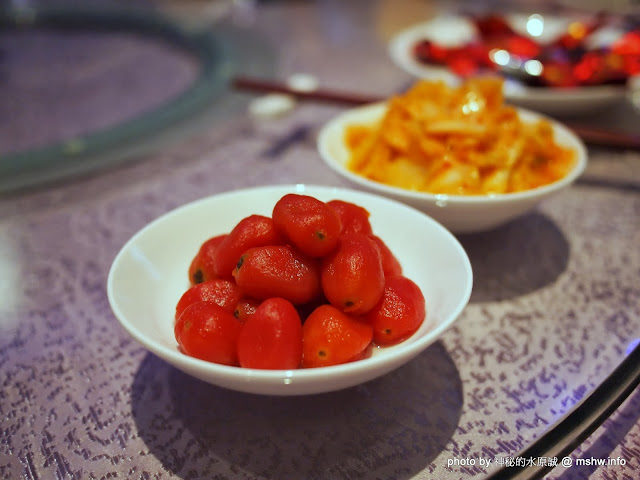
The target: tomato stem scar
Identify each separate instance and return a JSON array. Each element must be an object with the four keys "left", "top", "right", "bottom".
[{"left": 192, "top": 270, "right": 204, "bottom": 284}]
